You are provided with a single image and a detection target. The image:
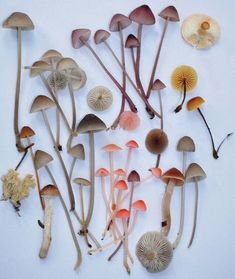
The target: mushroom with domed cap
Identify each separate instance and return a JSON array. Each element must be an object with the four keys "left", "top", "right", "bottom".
[{"left": 68, "top": 144, "right": 85, "bottom": 179}]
